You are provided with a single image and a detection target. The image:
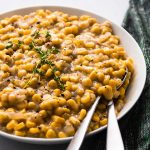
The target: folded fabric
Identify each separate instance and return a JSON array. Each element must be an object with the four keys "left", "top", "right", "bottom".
[{"left": 122, "top": 0, "right": 150, "bottom": 149}]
